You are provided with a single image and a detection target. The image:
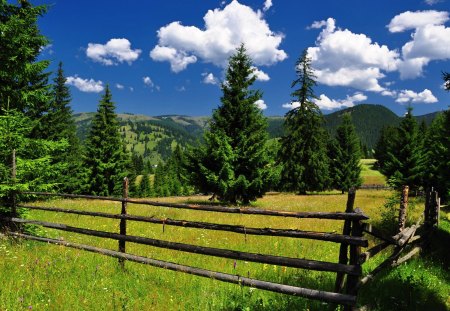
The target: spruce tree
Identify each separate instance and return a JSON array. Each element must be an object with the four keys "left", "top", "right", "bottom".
[
  {"left": 278, "top": 50, "right": 330, "bottom": 194},
  {"left": 374, "top": 125, "right": 398, "bottom": 171},
  {"left": 0, "top": 1, "right": 51, "bottom": 122},
  {"left": 382, "top": 107, "right": 423, "bottom": 190},
  {"left": 188, "top": 44, "right": 270, "bottom": 204},
  {"left": 331, "top": 113, "right": 362, "bottom": 193},
  {"left": 84, "top": 86, "right": 129, "bottom": 196},
  {"left": 46, "top": 62, "right": 82, "bottom": 192}
]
